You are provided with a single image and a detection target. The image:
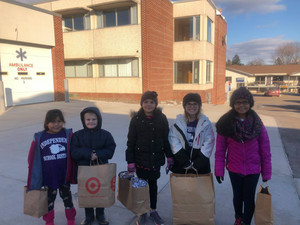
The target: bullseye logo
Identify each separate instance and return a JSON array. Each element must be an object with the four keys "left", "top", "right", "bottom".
[
  {"left": 111, "top": 176, "right": 116, "bottom": 192},
  {"left": 85, "top": 177, "right": 101, "bottom": 194}
]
